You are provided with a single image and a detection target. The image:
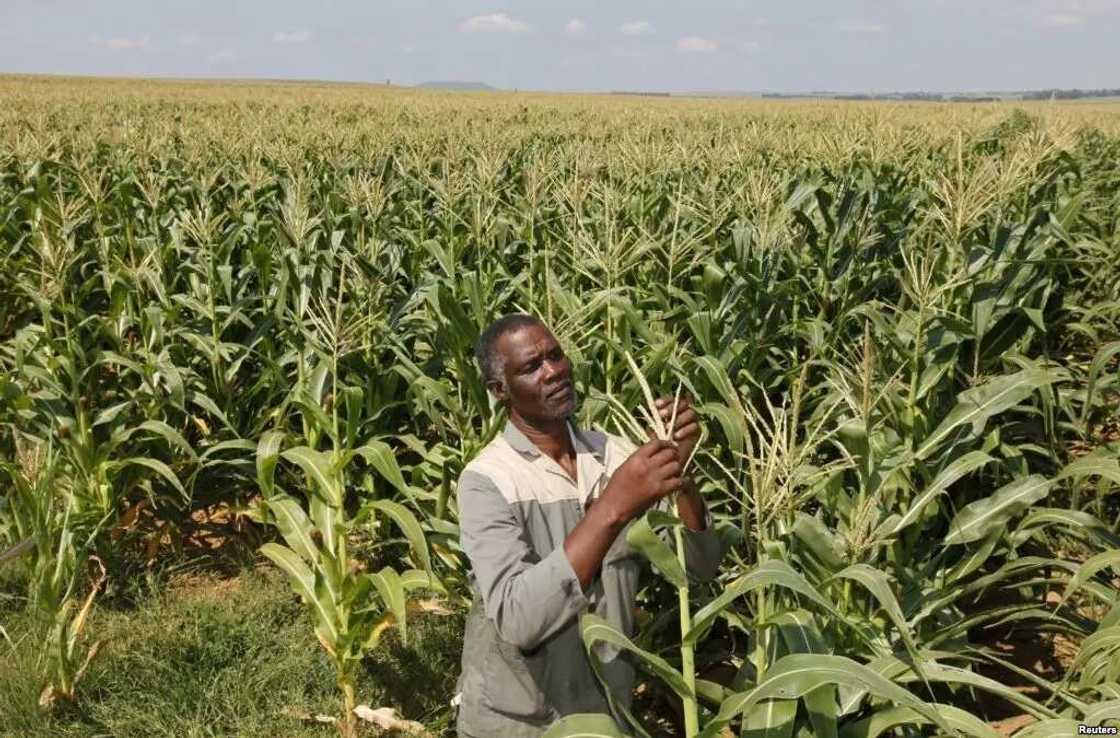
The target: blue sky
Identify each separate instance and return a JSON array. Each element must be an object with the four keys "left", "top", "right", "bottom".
[{"left": 2, "top": 1, "right": 1116, "bottom": 92}]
